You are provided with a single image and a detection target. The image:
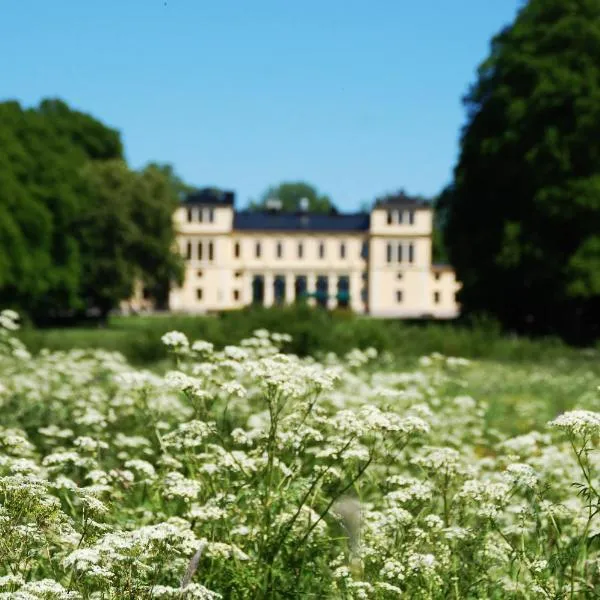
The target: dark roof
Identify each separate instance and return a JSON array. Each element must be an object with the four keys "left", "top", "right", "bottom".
[
  {"left": 233, "top": 211, "right": 370, "bottom": 232},
  {"left": 184, "top": 188, "right": 235, "bottom": 206},
  {"left": 374, "top": 192, "right": 430, "bottom": 209}
]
